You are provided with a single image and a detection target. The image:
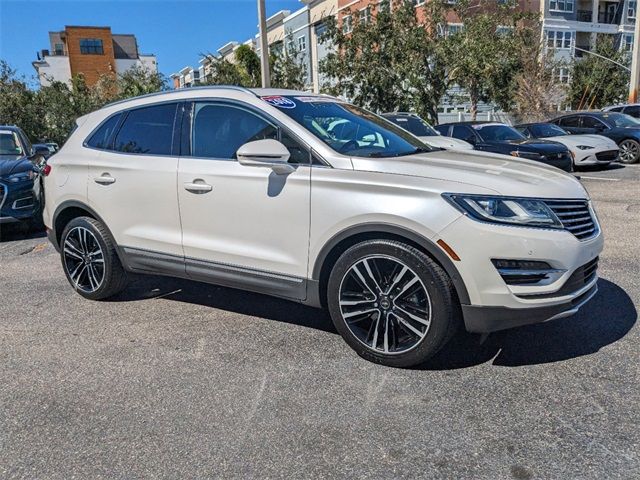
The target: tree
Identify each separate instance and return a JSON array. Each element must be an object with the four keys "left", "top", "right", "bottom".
[
  {"left": 200, "top": 46, "right": 262, "bottom": 87},
  {"left": 270, "top": 42, "right": 307, "bottom": 90},
  {"left": 116, "top": 65, "right": 167, "bottom": 99},
  {"left": 235, "top": 44, "right": 261, "bottom": 87},
  {"left": 567, "top": 35, "right": 630, "bottom": 110},
  {"left": 445, "top": 0, "right": 535, "bottom": 119},
  {"left": 511, "top": 29, "right": 567, "bottom": 123},
  {"left": 0, "top": 61, "right": 43, "bottom": 141},
  {"left": 319, "top": 0, "right": 449, "bottom": 123}
]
